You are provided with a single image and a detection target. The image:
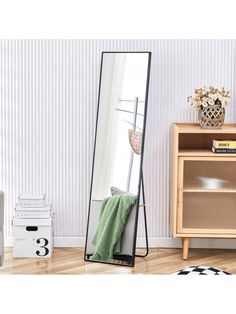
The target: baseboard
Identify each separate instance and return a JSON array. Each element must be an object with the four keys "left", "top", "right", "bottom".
[{"left": 4, "top": 236, "right": 236, "bottom": 249}]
